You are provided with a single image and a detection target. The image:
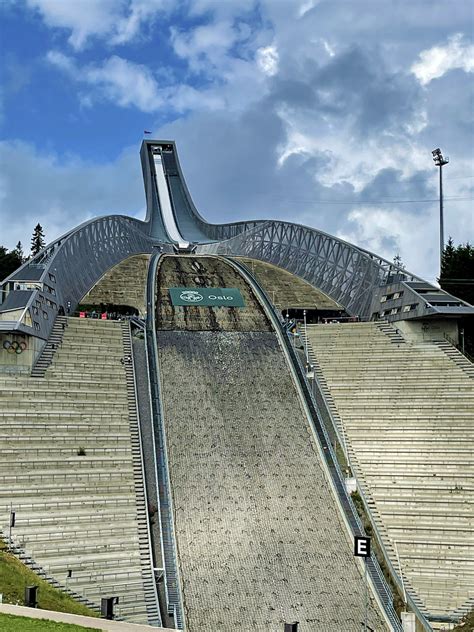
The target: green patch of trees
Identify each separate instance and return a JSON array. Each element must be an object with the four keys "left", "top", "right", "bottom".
[
  {"left": 0, "top": 245, "right": 23, "bottom": 282},
  {"left": 440, "top": 238, "right": 474, "bottom": 305},
  {"left": 439, "top": 238, "right": 474, "bottom": 358},
  {"left": 0, "top": 224, "right": 47, "bottom": 282}
]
